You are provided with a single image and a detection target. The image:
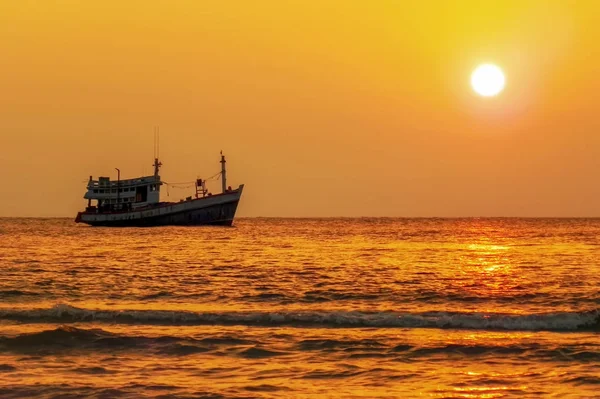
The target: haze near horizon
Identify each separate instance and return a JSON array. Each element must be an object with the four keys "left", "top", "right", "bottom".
[{"left": 2, "top": 1, "right": 600, "bottom": 217}]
